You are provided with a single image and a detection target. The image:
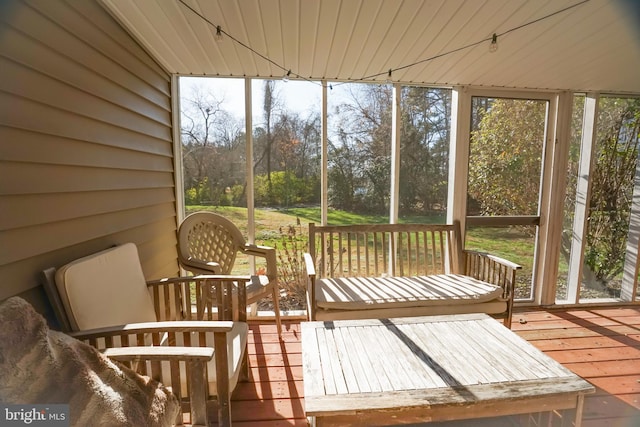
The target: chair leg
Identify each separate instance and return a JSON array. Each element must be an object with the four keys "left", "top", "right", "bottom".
[
  {"left": 187, "top": 359, "right": 209, "bottom": 426},
  {"left": 214, "top": 332, "right": 231, "bottom": 427},
  {"left": 272, "top": 286, "right": 283, "bottom": 339}
]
